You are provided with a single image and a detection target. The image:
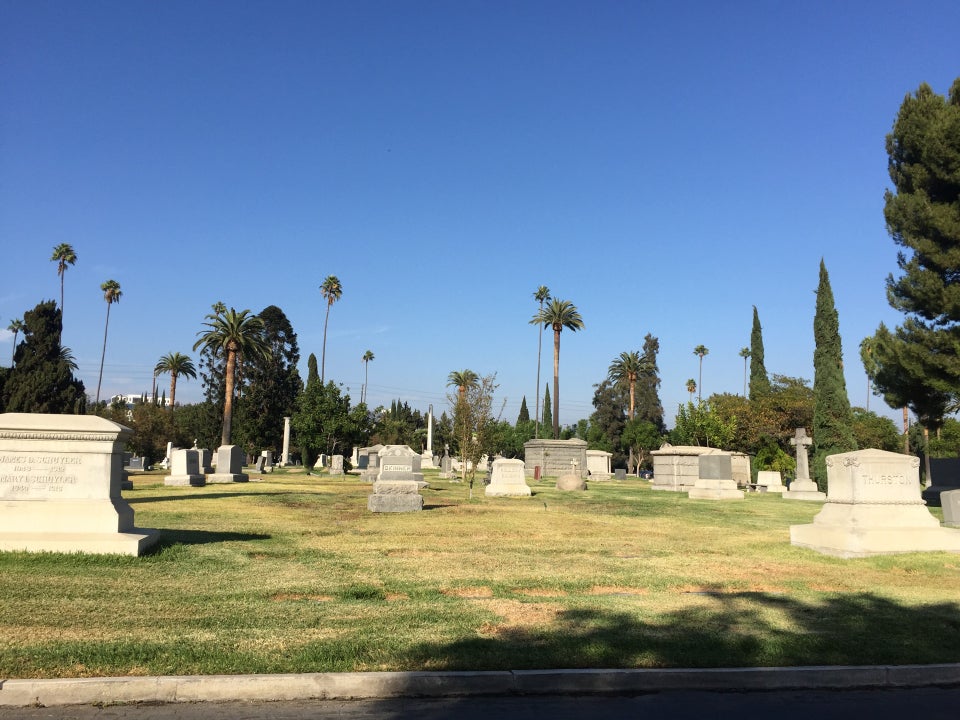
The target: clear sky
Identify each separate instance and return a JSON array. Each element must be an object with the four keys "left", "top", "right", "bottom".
[{"left": 1, "top": 0, "right": 957, "bottom": 429}]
